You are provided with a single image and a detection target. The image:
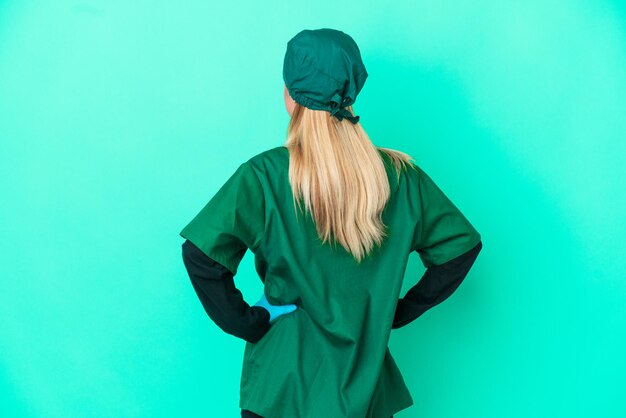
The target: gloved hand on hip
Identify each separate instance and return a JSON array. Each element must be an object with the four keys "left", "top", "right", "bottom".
[{"left": 253, "top": 293, "right": 298, "bottom": 323}]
